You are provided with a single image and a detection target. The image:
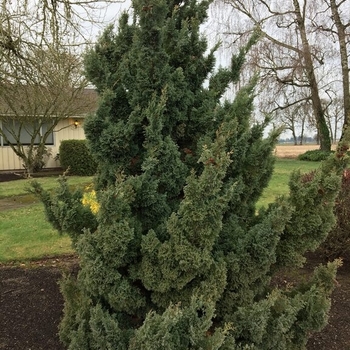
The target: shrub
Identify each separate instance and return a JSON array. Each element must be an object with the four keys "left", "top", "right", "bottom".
[
  {"left": 30, "top": 177, "right": 98, "bottom": 246},
  {"left": 59, "top": 140, "right": 97, "bottom": 176},
  {"left": 319, "top": 168, "right": 350, "bottom": 259},
  {"left": 36, "top": 1, "right": 348, "bottom": 347},
  {"left": 298, "top": 149, "right": 334, "bottom": 161}
]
